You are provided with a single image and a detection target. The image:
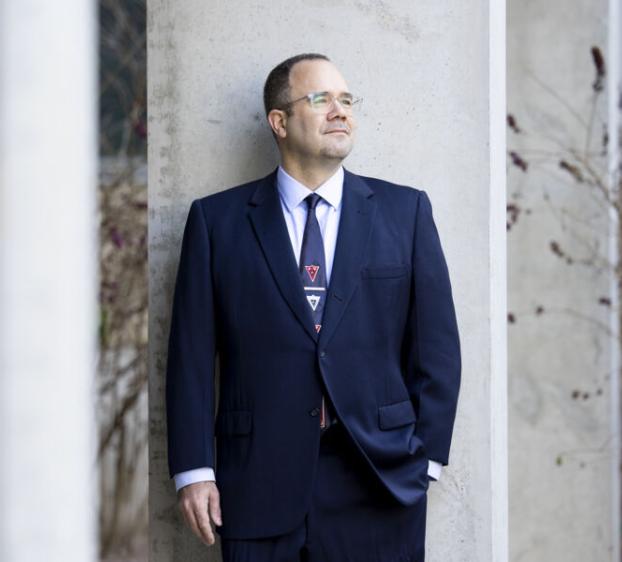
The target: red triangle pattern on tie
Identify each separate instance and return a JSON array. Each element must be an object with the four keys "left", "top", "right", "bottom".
[
  {"left": 305, "top": 264, "right": 320, "bottom": 282},
  {"left": 315, "top": 324, "right": 322, "bottom": 332}
]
